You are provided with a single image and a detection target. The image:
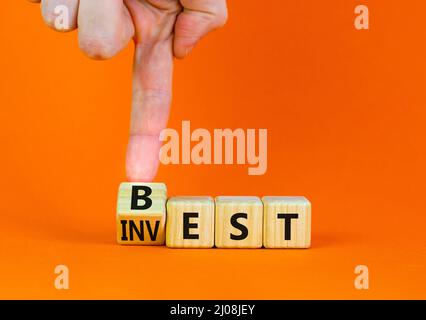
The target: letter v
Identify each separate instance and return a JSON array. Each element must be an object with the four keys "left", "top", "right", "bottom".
[{"left": 146, "top": 221, "right": 160, "bottom": 241}]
